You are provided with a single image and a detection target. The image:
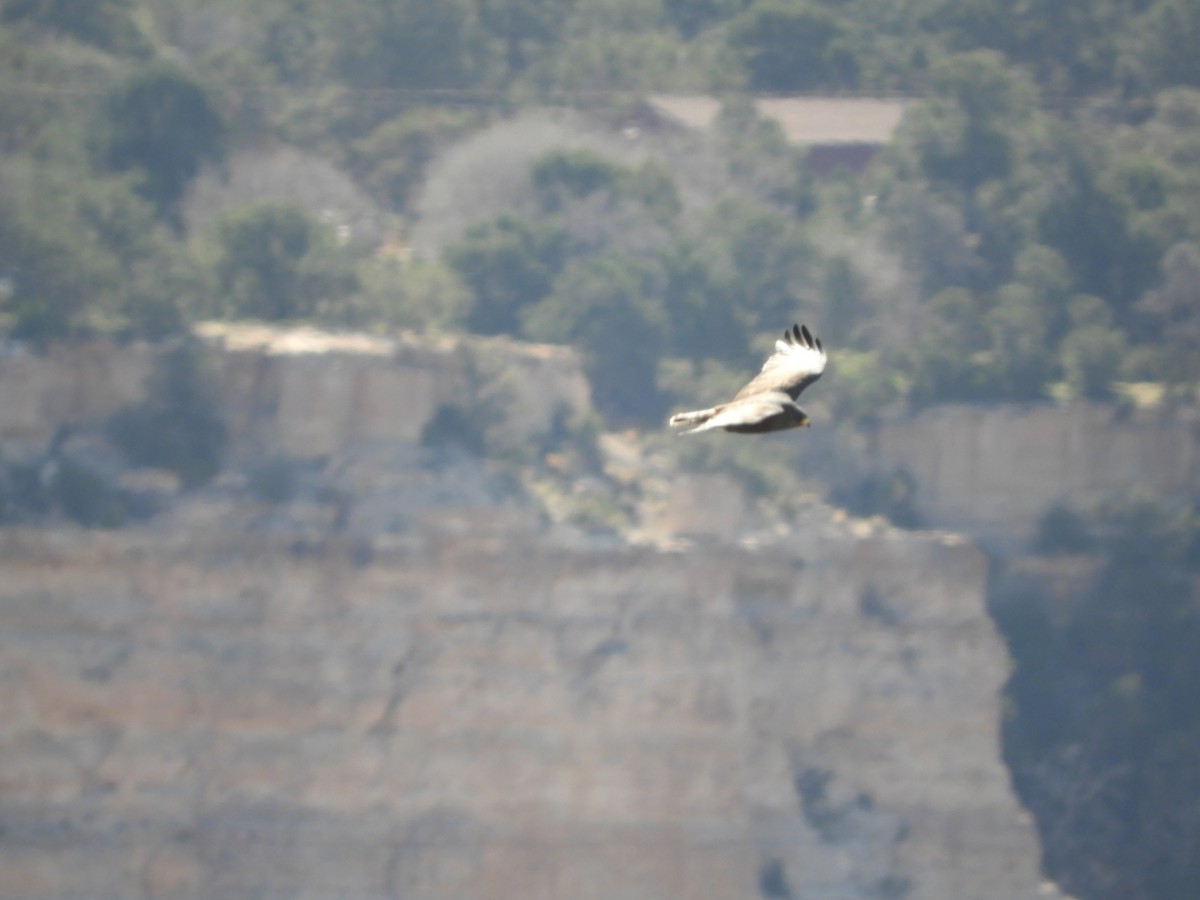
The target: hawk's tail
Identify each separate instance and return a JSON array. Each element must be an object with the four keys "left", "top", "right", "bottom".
[{"left": 668, "top": 406, "right": 718, "bottom": 429}]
